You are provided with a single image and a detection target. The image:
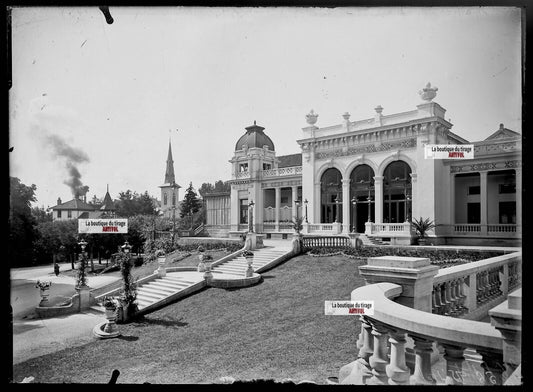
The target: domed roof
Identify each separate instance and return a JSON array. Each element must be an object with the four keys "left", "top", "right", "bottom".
[{"left": 235, "top": 122, "right": 275, "bottom": 151}]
